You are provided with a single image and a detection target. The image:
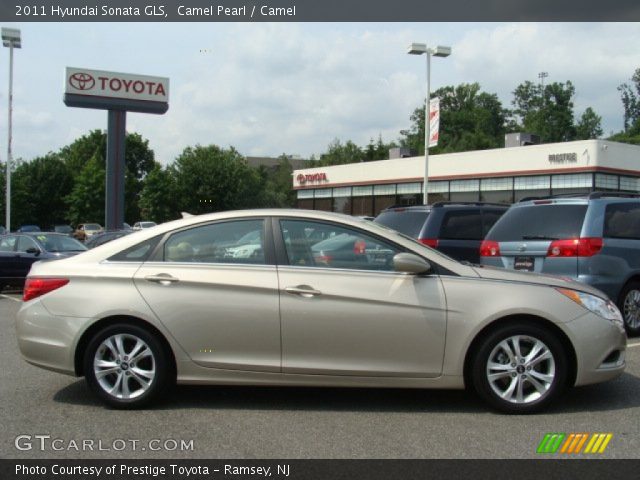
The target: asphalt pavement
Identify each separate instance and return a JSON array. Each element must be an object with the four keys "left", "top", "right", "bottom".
[{"left": 1, "top": 294, "right": 639, "bottom": 459}]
